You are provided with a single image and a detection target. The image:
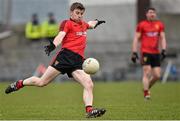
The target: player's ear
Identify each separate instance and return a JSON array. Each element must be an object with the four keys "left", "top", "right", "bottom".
[{"left": 70, "top": 11, "right": 73, "bottom": 16}]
